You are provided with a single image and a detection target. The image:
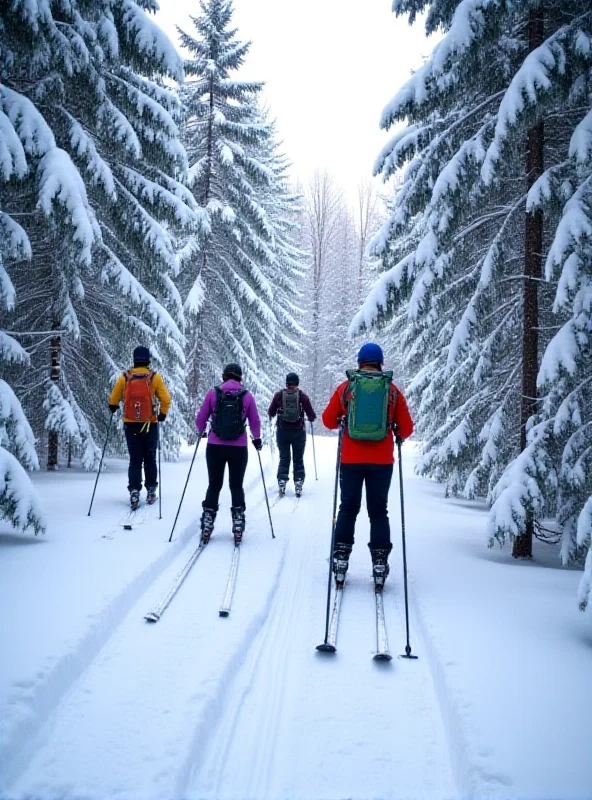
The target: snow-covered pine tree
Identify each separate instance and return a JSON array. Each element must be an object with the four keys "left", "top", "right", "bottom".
[
  {"left": 0, "top": 0, "right": 205, "bottom": 467},
  {"left": 178, "top": 0, "right": 280, "bottom": 410},
  {"left": 0, "top": 239, "right": 45, "bottom": 533},
  {"left": 352, "top": 0, "right": 591, "bottom": 578},
  {"left": 256, "top": 136, "right": 308, "bottom": 399}
]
